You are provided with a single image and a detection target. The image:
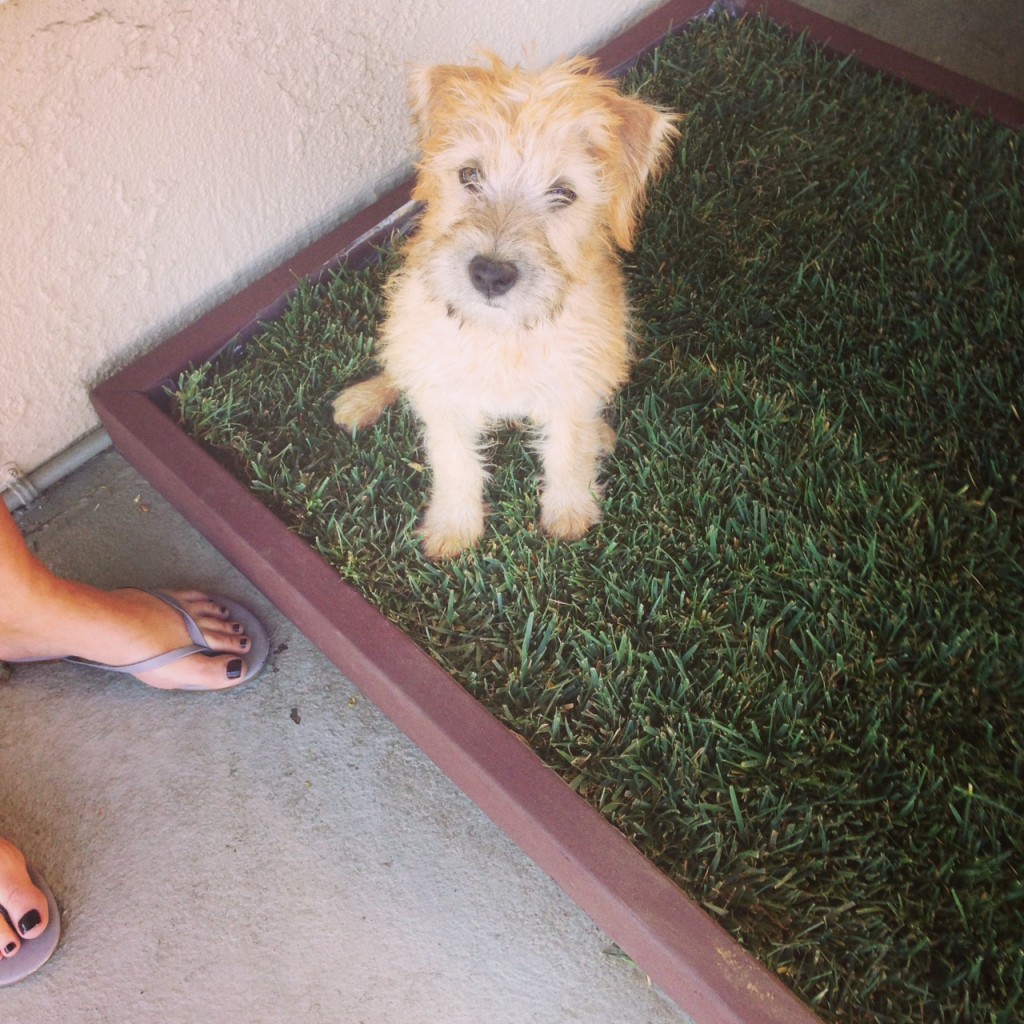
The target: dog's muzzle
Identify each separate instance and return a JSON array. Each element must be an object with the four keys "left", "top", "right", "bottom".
[{"left": 469, "top": 255, "right": 519, "bottom": 300}]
